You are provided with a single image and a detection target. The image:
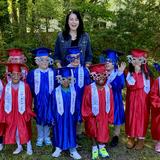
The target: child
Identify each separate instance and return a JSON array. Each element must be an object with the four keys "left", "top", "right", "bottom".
[
  {"left": 82, "top": 64, "right": 114, "bottom": 160},
  {"left": 150, "top": 63, "right": 160, "bottom": 152},
  {"left": 103, "top": 49, "right": 126, "bottom": 147},
  {"left": 125, "top": 49, "right": 151, "bottom": 150},
  {"left": 6, "top": 48, "right": 28, "bottom": 81},
  {"left": 0, "top": 78, "right": 4, "bottom": 151},
  {"left": 0, "top": 63, "right": 35, "bottom": 155},
  {"left": 27, "top": 47, "right": 55, "bottom": 147},
  {"left": 51, "top": 67, "right": 82, "bottom": 160},
  {"left": 66, "top": 46, "right": 91, "bottom": 135}
]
